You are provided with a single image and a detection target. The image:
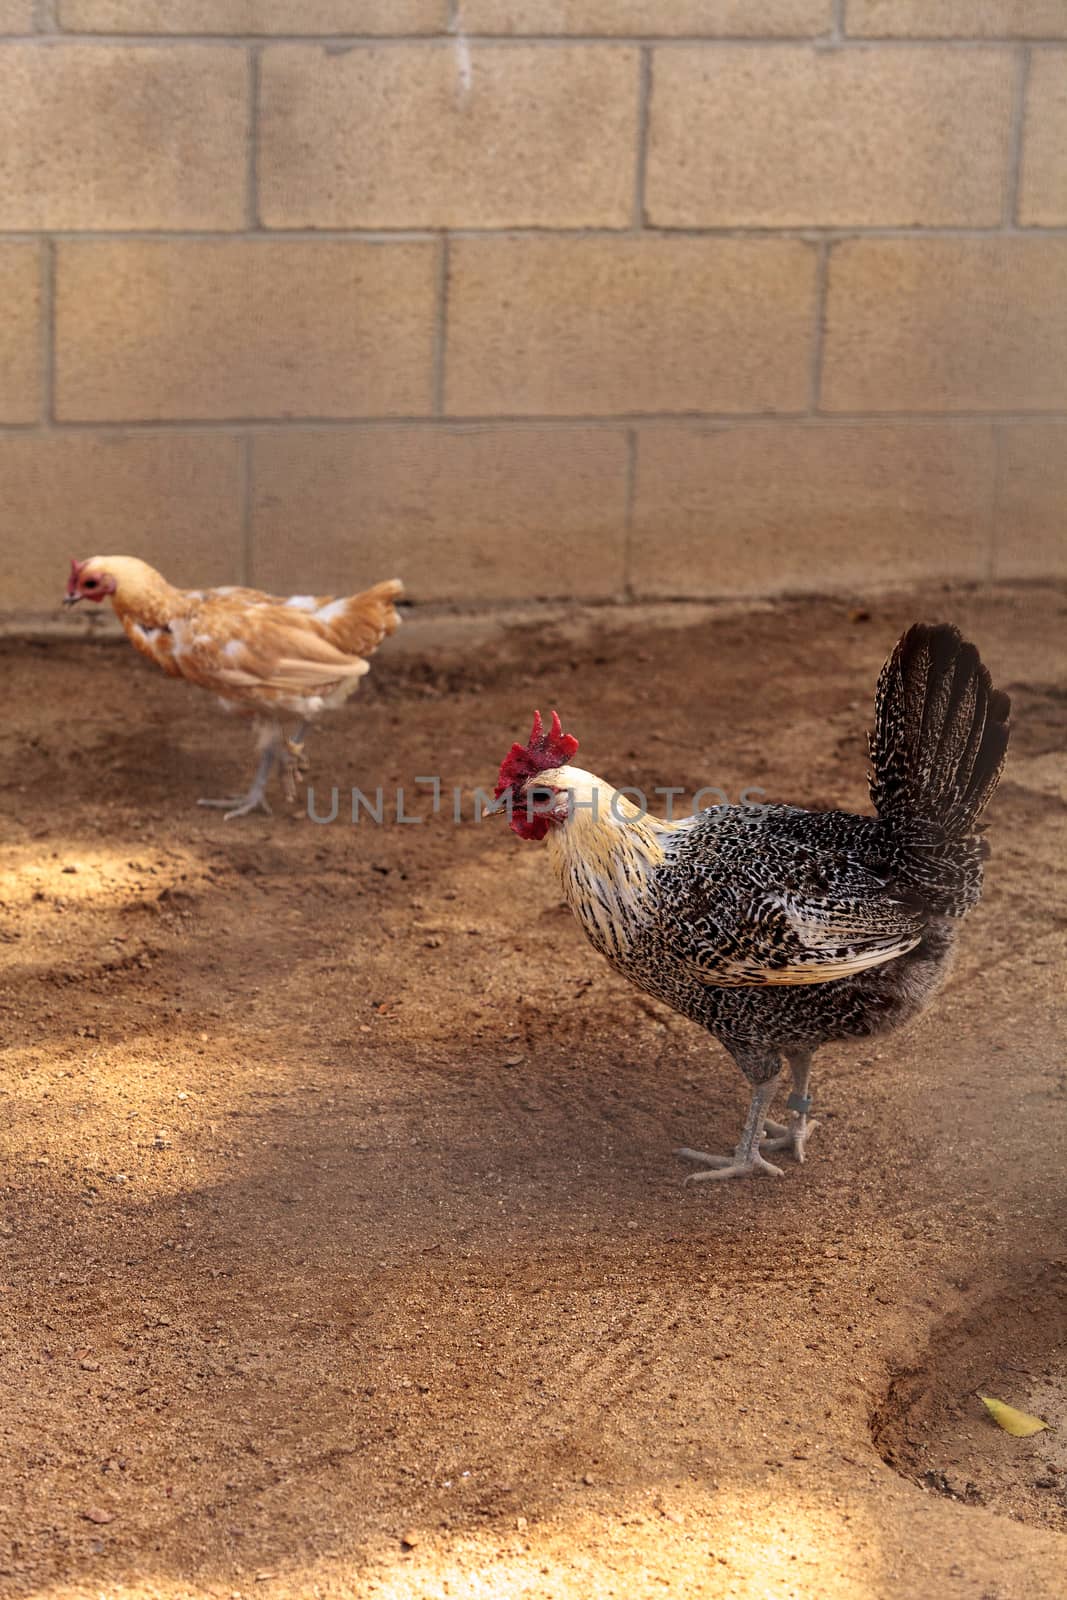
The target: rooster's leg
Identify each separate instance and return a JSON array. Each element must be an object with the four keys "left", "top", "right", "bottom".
[
  {"left": 759, "top": 1051, "right": 818, "bottom": 1163},
  {"left": 677, "top": 1069, "right": 785, "bottom": 1182},
  {"left": 198, "top": 721, "right": 280, "bottom": 820}
]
